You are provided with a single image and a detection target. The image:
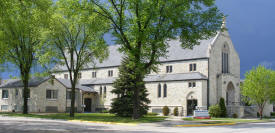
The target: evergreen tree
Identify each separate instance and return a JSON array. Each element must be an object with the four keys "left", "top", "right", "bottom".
[
  {"left": 110, "top": 57, "right": 150, "bottom": 117},
  {"left": 219, "top": 97, "right": 227, "bottom": 117}
]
